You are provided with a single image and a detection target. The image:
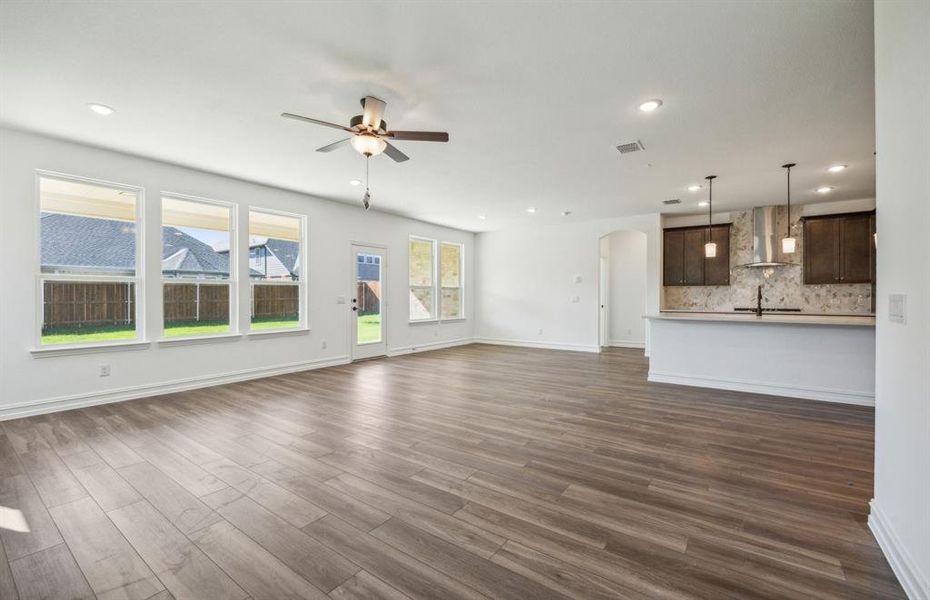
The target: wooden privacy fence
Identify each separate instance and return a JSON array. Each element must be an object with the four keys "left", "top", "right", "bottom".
[
  {"left": 43, "top": 281, "right": 135, "bottom": 329},
  {"left": 357, "top": 281, "right": 381, "bottom": 314},
  {"left": 163, "top": 283, "right": 229, "bottom": 322},
  {"left": 252, "top": 283, "right": 299, "bottom": 320},
  {"left": 42, "top": 281, "right": 300, "bottom": 330}
]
